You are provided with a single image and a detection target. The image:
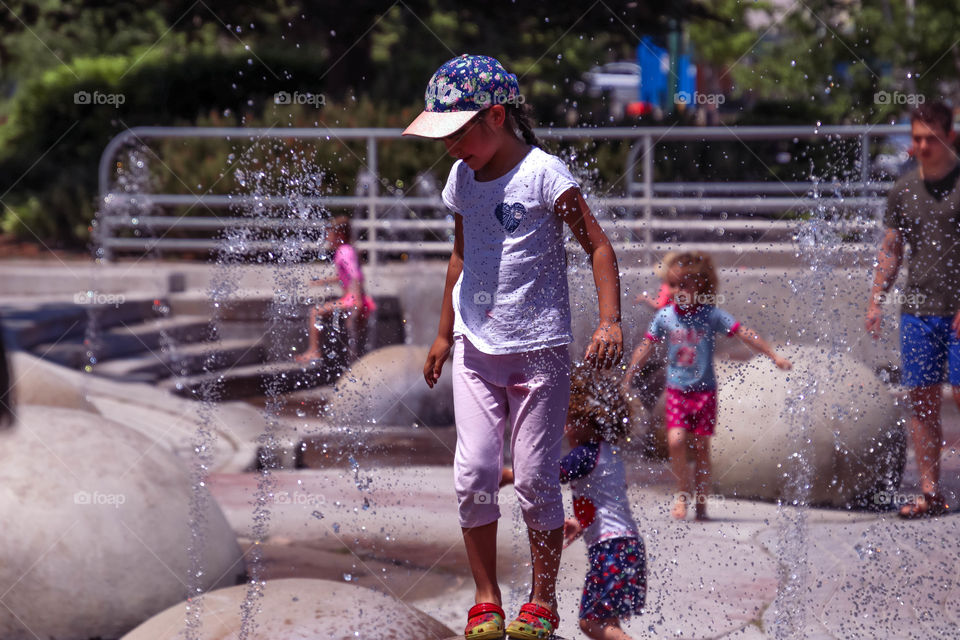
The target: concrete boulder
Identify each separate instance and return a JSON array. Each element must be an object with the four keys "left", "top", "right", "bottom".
[
  {"left": 325, "top": 344, "right": 454, "bottom": 427},
  {"left": 121, "top": 577, "right": 455, "bottom": 639},
  {"left": 711, "top": 345, "right": 905, "bottom": 507},
  {"left": 8, "top": 351, "right": 99, "bottom": 413},
  {"left": 0, "top": 406, "right": 244, "bottom": 640}
]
